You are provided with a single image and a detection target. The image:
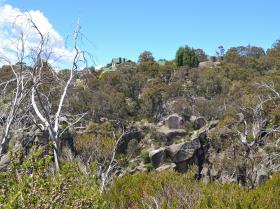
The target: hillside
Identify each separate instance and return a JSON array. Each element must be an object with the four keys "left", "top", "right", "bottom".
[{"left": 0, "top": 36, "right": 280, "bottom": 208}]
